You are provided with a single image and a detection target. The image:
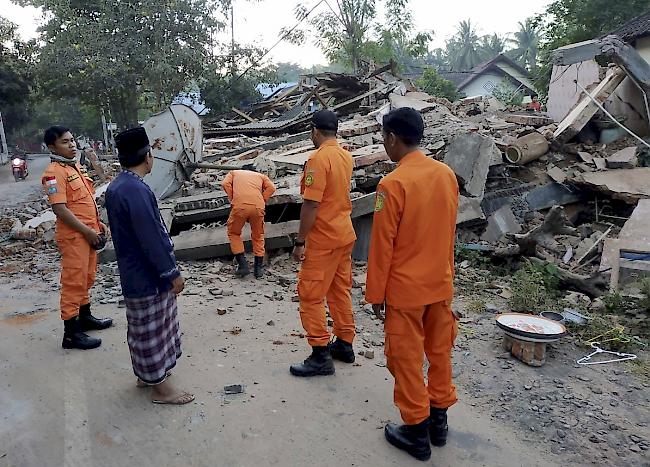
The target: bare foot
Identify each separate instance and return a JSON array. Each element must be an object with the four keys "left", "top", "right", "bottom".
[{"left": 151, "top": 378, "right": 194, "bottom": 405}]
